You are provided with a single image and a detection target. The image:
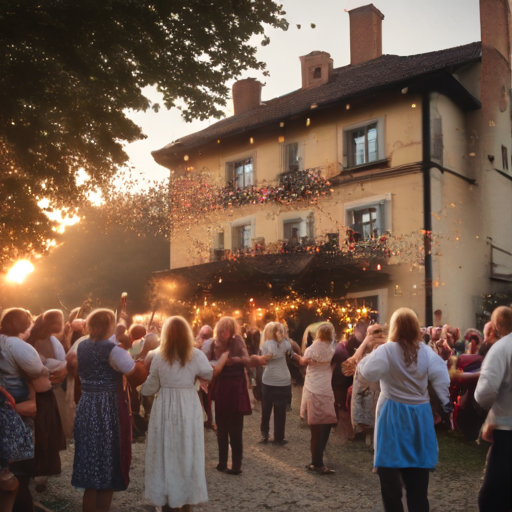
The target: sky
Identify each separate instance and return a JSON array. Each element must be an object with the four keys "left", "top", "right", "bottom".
[{"left": 123, "top": 0, "right": 481, "bottom": 184}]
